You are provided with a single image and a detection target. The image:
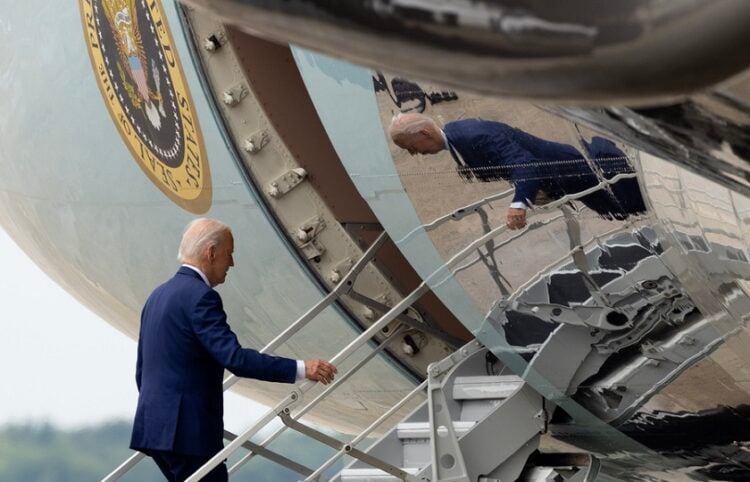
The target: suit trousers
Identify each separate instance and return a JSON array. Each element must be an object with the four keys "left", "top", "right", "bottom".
[{"left": 148, "top": 449, "right": 228, "bottom": 482}]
